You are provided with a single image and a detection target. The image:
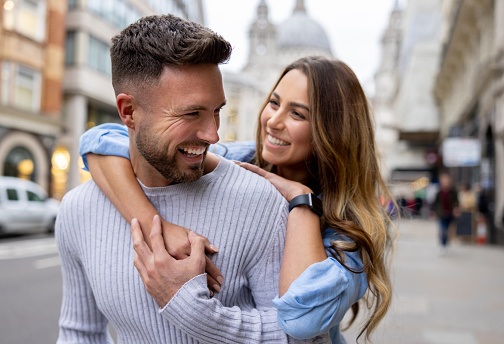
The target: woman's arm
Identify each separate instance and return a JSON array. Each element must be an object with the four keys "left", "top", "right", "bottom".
[
  {"left": 87, "top": 154, "right": 223, "bottom": 292},
  {"left": 235, "top": 162, "right": 326, "bottom": 295},
  {"left": 86, "top": 154, "right": 187, "bottom": 253}
]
